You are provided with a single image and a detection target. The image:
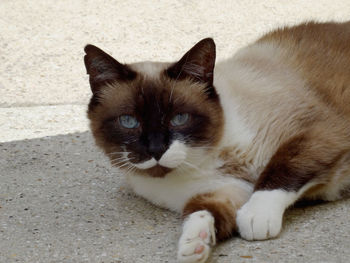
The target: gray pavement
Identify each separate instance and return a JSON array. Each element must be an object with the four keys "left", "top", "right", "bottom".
[
  {"left": 0, "top": 133, "right": 349, "bottom": 262},
  {"left": 1, "top": 1, "right": 350, "bottom": 262}
]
